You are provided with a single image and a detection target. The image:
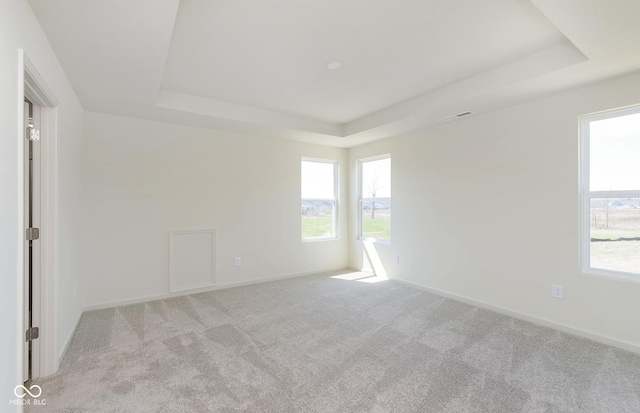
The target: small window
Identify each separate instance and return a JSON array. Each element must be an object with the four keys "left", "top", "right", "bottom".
[
  {"left": 301, "top": 159, "right": 338, "bottom": 240},
  {"left": 581, "top": 105, "right": 640, "bottom": 279},
  {"left": 358, "top": 155, "right": 391, "bottom": 242}
]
